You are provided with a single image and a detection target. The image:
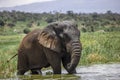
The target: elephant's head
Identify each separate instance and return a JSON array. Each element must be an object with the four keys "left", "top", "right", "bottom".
[{"left": 38, "top": 21, "right": 82, "bottom": 73}]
